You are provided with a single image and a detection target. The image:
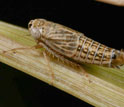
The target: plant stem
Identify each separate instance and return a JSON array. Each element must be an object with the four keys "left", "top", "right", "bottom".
[{"left": 0, "top": 21, "right": 124, "bottom": 107}]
